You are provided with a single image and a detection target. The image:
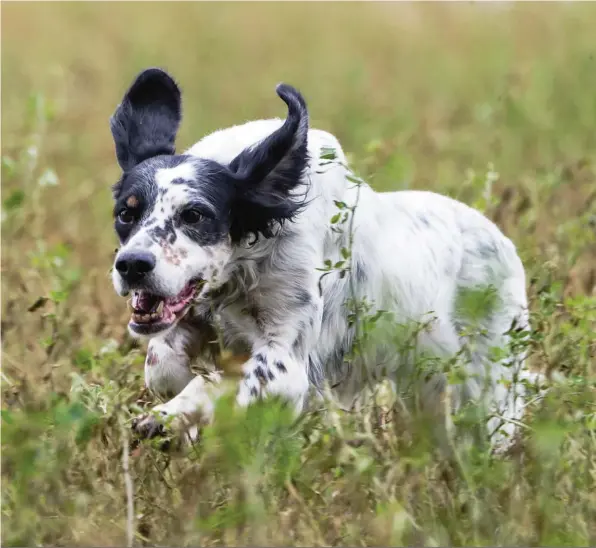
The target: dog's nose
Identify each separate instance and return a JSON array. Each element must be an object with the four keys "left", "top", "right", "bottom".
[{"left": 115, "top": 250, "right": 156, "bottom": 284}]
